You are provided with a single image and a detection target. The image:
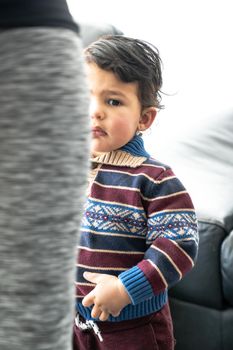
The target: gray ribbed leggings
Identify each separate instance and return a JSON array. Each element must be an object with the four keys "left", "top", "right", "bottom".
[{"left": 0, "top": 28, "right": 90, "bottom": 350}]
